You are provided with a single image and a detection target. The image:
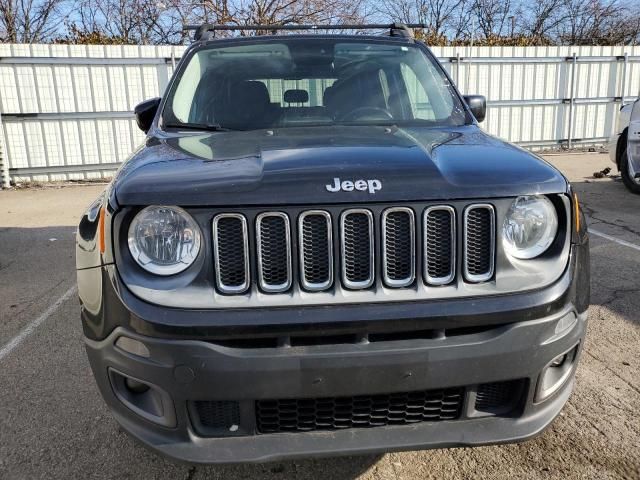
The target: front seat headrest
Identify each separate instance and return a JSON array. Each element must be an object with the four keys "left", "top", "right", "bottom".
[
  {"left": 229, "top": 80, "right": 271, "bottom": 109},
  {"left": 284, "top": 89, "right": 309, "bottom": 104}
]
